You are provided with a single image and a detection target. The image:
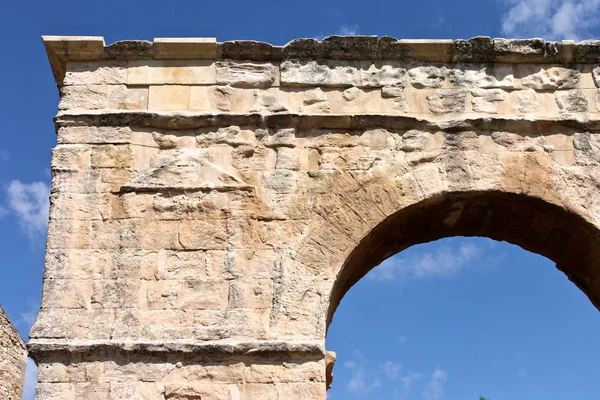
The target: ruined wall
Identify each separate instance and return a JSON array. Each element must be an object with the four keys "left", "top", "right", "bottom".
[
  {"left": 1, "top": 305, "right": 27, "bottom": 399},
  {"left": 29, "top": 36, "right": 600, "bottom": 399}
]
